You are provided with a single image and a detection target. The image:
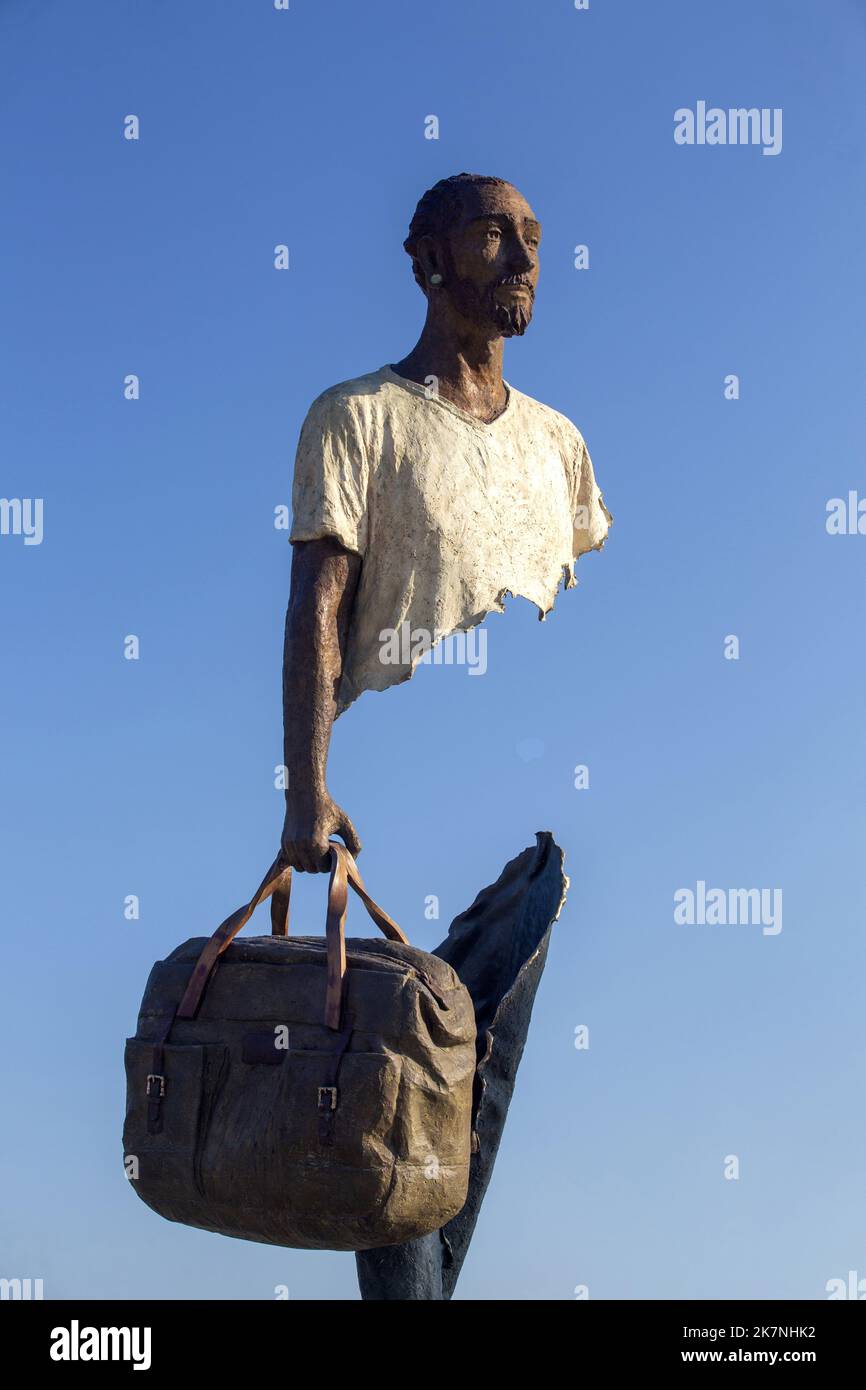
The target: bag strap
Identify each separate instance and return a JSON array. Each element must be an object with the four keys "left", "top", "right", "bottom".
[
  {"left": 175, "top": 842, "right": 407, "bottom": 1030},
  {"left": 270, "top": 868, "right": 291, "bottom": 937},
  {"left": 322, "top": 843, "right": 407, "bottom": 1029}
]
